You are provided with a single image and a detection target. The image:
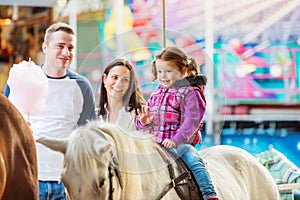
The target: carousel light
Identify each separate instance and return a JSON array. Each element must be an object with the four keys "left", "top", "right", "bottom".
[
  {"left": 235, "top": 65, "right": 247, "bottom": 78},
  {"left": 270, "top": 64, "right": 282, "bottom": 77},
  {"left": 235, "top": 63, "right": 256, "bottom": 78},
  {"left": 0, "top": 18, "right": 11, "bottom": 25},
  {"left": 229, "top": 38, "right": 246, "bottom": 54},
  {"left": 12, "top": 4, "right": 18, "bottom": 21}
]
